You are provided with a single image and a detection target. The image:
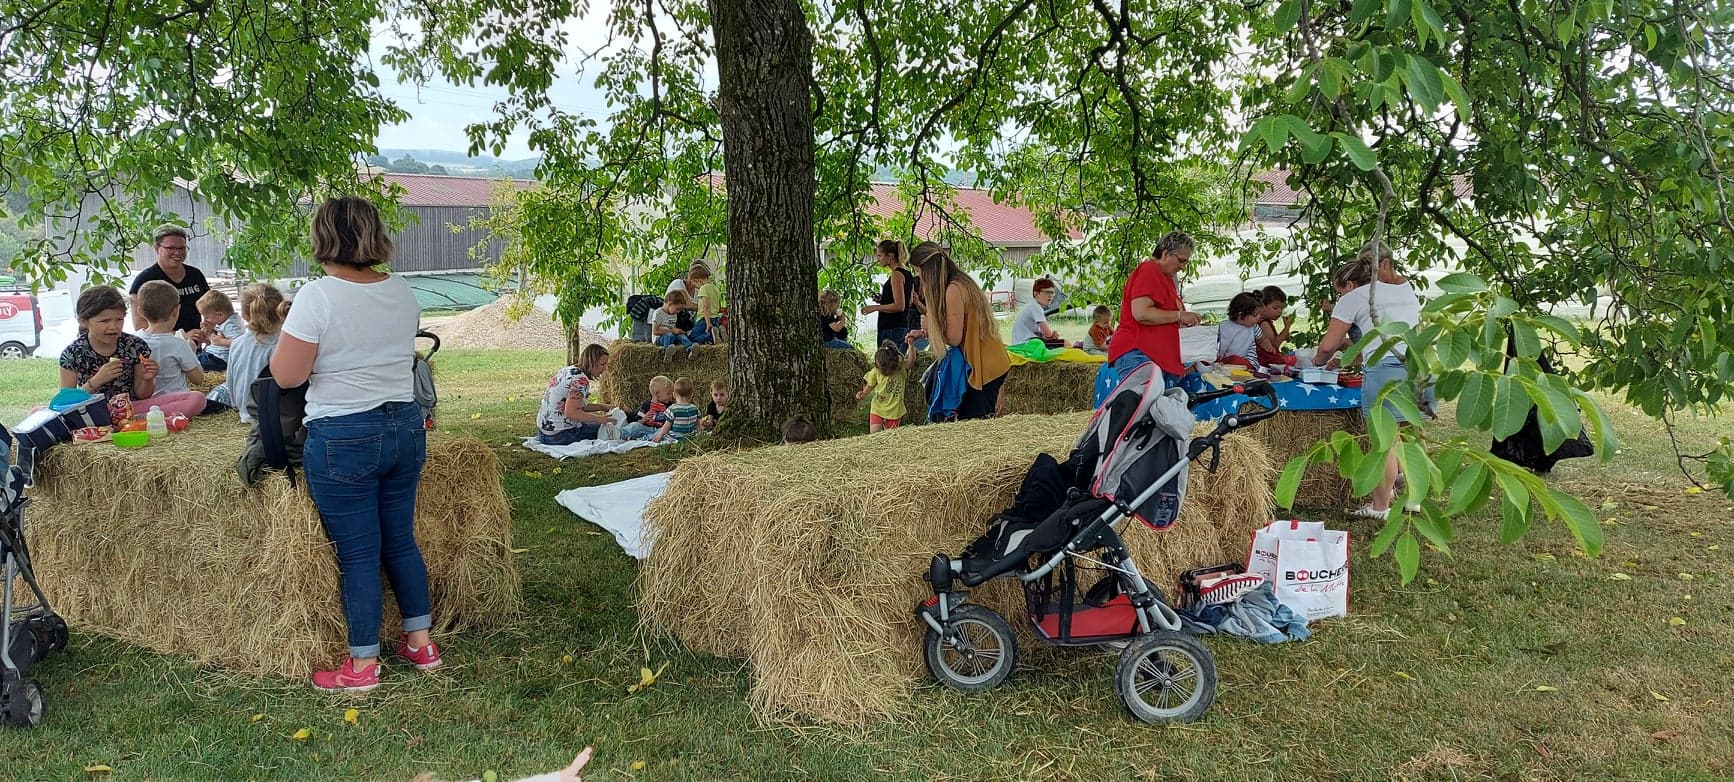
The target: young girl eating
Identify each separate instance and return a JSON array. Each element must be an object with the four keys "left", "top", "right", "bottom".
[
  {"left": 1215, "top": 292, "right": 1264, "bottom": 369},
  {"left": 58, "top": 285, "right": 206, "bottom": 419}
]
